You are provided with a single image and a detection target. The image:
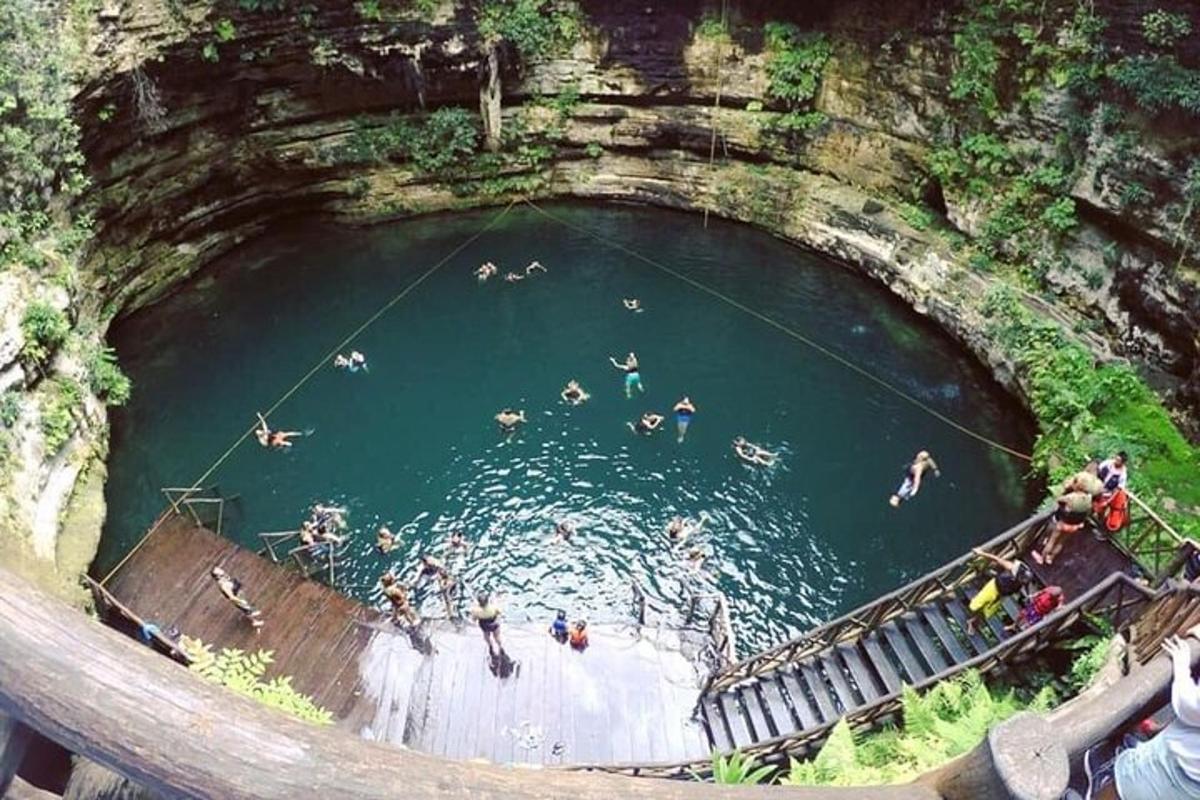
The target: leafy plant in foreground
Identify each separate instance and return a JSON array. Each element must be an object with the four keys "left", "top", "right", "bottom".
[{"left": 694, "top": 749, "right": 774, "bottom": 785}]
